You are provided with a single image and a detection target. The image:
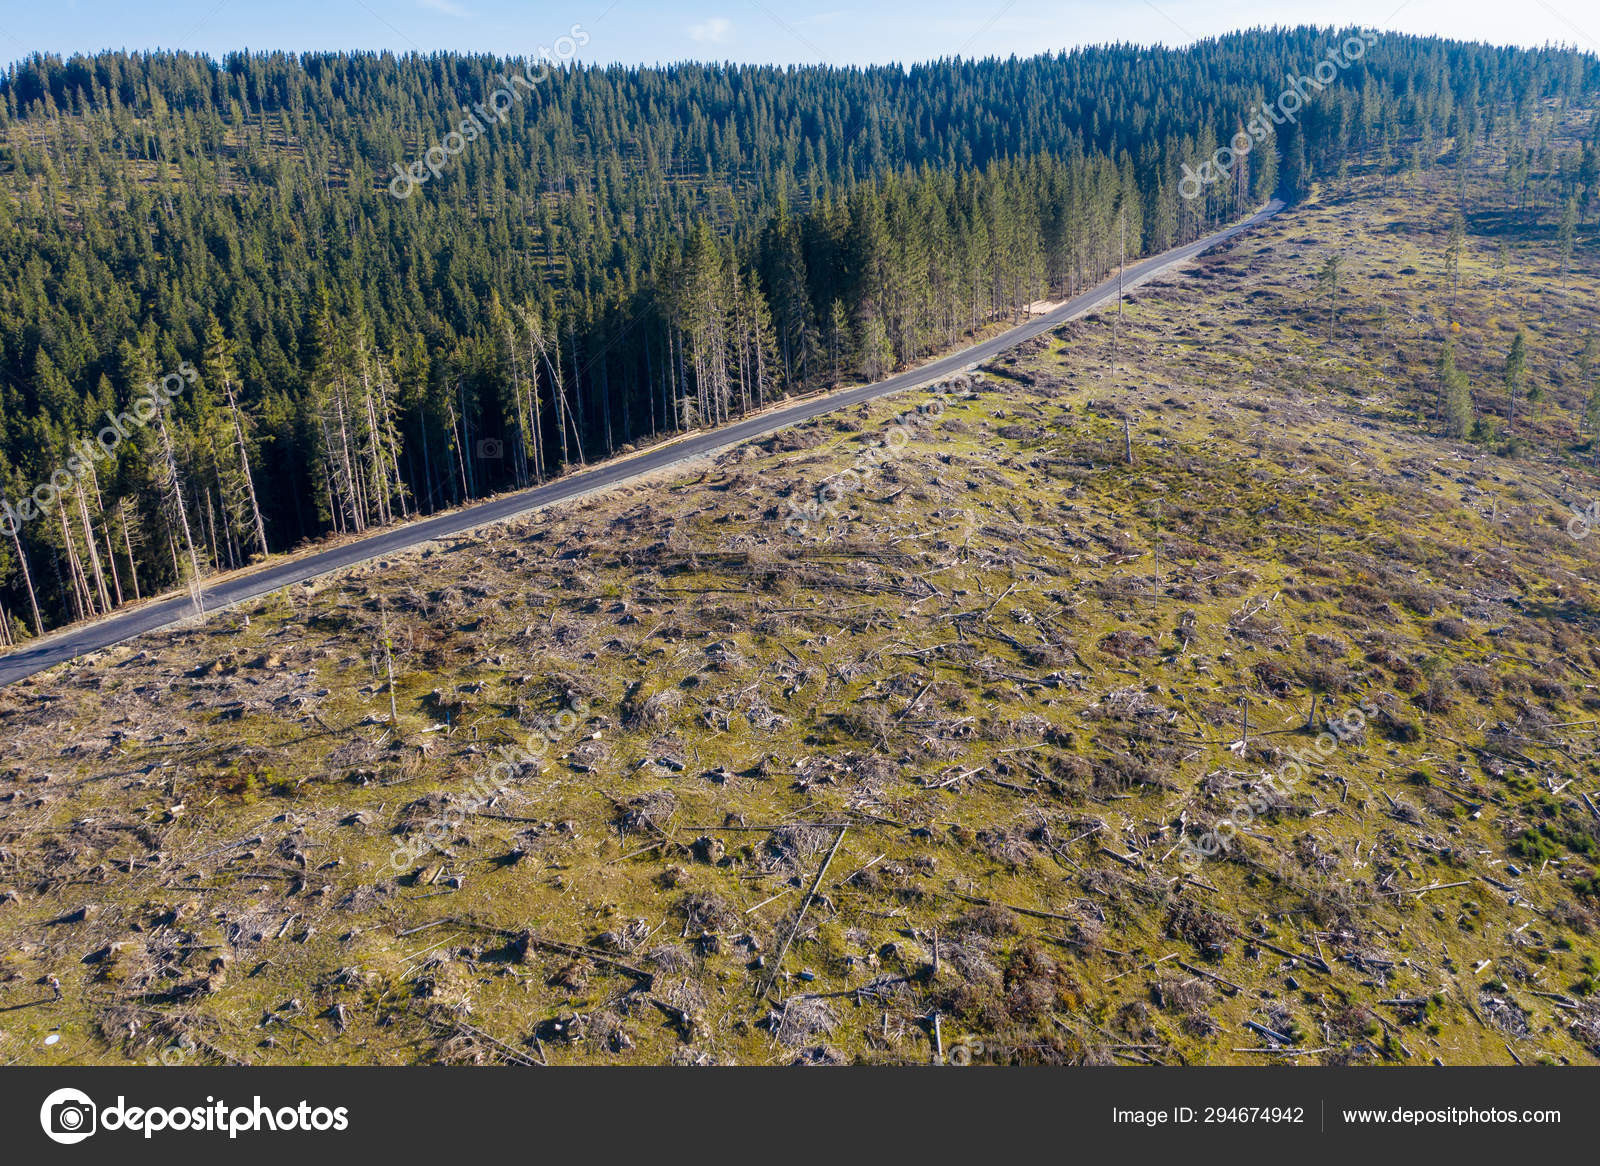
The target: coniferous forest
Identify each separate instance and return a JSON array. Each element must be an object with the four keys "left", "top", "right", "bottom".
[{"left": 0, "top": 27, "right": 1596, "bottom": 638}]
